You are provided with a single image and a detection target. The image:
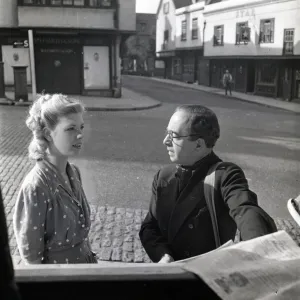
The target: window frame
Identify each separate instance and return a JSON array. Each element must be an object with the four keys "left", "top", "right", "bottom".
[
  {"left": 163, "top": 2, "right": 169, "bottom": 14},
  {"left": 181, "top": 20, "right": 187, "bottom": 41},
  {"left": 18, "top": 0, "right": 115, "bottom": 8},
  {"left": 192, "top": 18, "right": 198, "bottom": 40},
  {"left": 283, "top": 28, "right": 294, "bottom": 55},
  {"left": 259, "top": 18, "right": 275, "bottom": 44},
  {"left": 236, "top": 21, "right": 250, "bottom": 44},
  {"left": 213, "top": 25, "right": 224, "bottom": 46}
]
